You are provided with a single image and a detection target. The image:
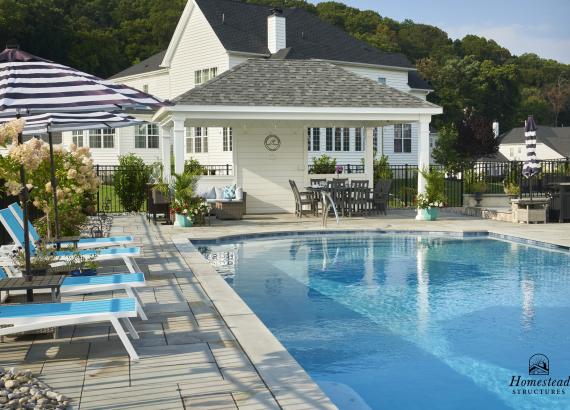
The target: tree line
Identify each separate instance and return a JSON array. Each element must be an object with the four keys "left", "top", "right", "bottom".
[{"left": 1, "top": 0, "right": 569, "bottom": 133}]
